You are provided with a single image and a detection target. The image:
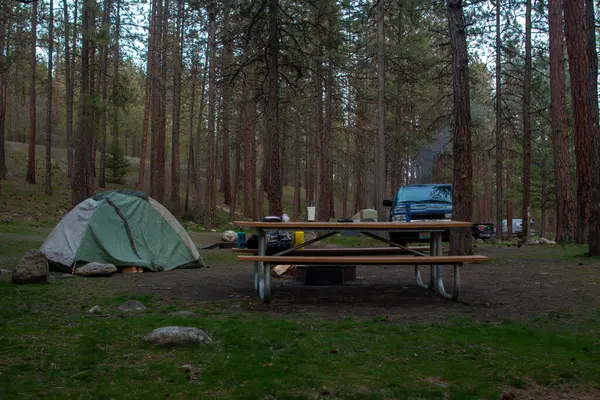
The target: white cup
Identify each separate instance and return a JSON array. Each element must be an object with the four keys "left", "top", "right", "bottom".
[{"left": 307, "top": 207, "right": 316, "bottom": 221}]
